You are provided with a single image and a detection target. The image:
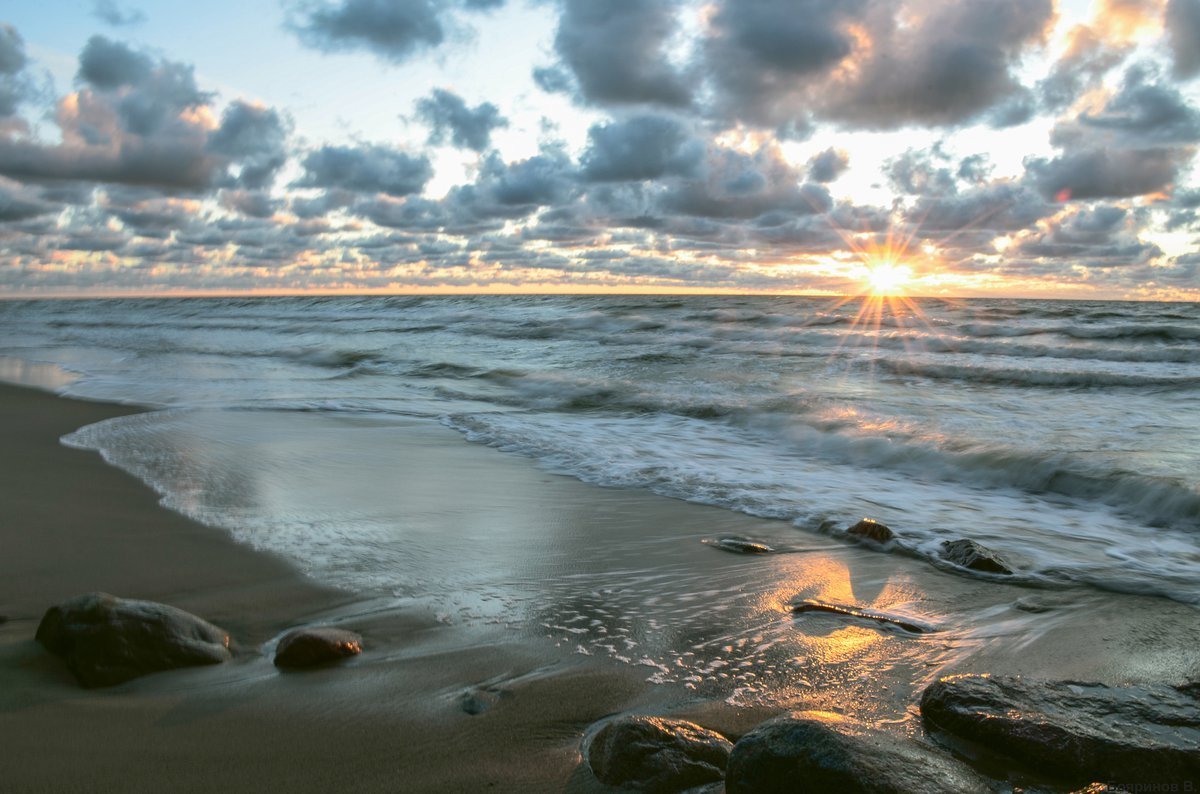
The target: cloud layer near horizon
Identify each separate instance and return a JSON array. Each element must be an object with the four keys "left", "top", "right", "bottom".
[{"left": 1, "top": 0, "right": 1199, "bottom": 298}]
